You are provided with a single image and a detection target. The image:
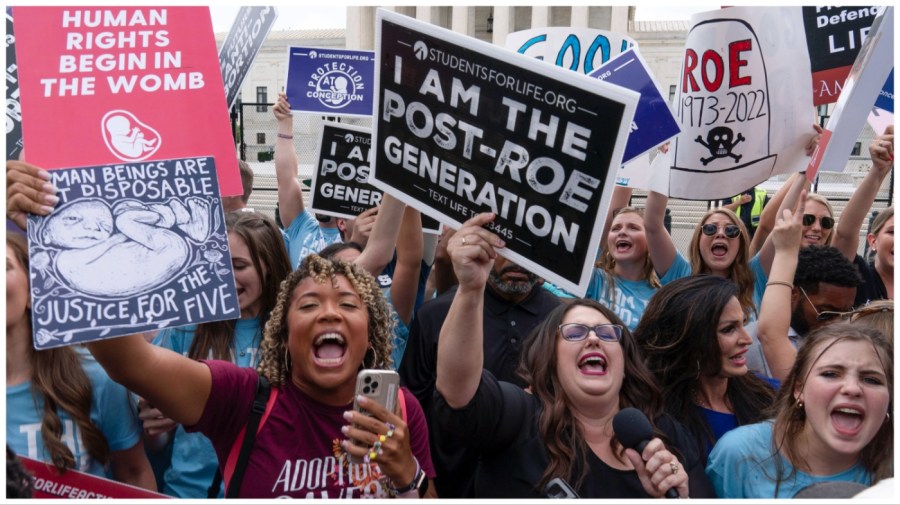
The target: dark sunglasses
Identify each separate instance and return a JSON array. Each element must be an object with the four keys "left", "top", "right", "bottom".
[
  {"left": 802, "top": 214, "right": 835, "bottom": 229},
  {"left": 799, "top": 287, "right": 851, "bottom": 322},
  {"left": 701, "top": 223, "right": 741, "bottom": 239},
  {"left": 558, "top": 323, "right": 623, "bottom": 342}
]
